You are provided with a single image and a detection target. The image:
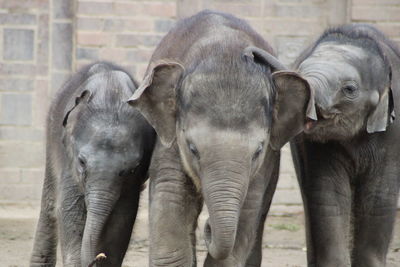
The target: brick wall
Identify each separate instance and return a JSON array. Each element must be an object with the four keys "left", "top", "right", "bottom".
[
  {"left": 0, "top": 0, "right": 50, "bottom": 201},
  {"left": 351, "top": 0, "right": 400, "bottom": 47},
  {"left": 0, "top": 0, "right": 399, "bottom": 204},
  {"left": 75, "top": 0, "right": 177, "bottom": 81}
]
